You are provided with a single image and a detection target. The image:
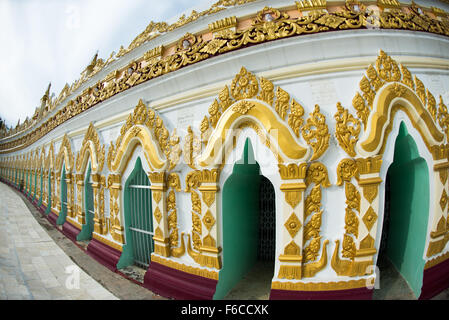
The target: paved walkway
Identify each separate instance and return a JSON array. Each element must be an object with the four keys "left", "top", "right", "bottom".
[{"left": 0, "top": 182, "right": 118, "bottom": 300}]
